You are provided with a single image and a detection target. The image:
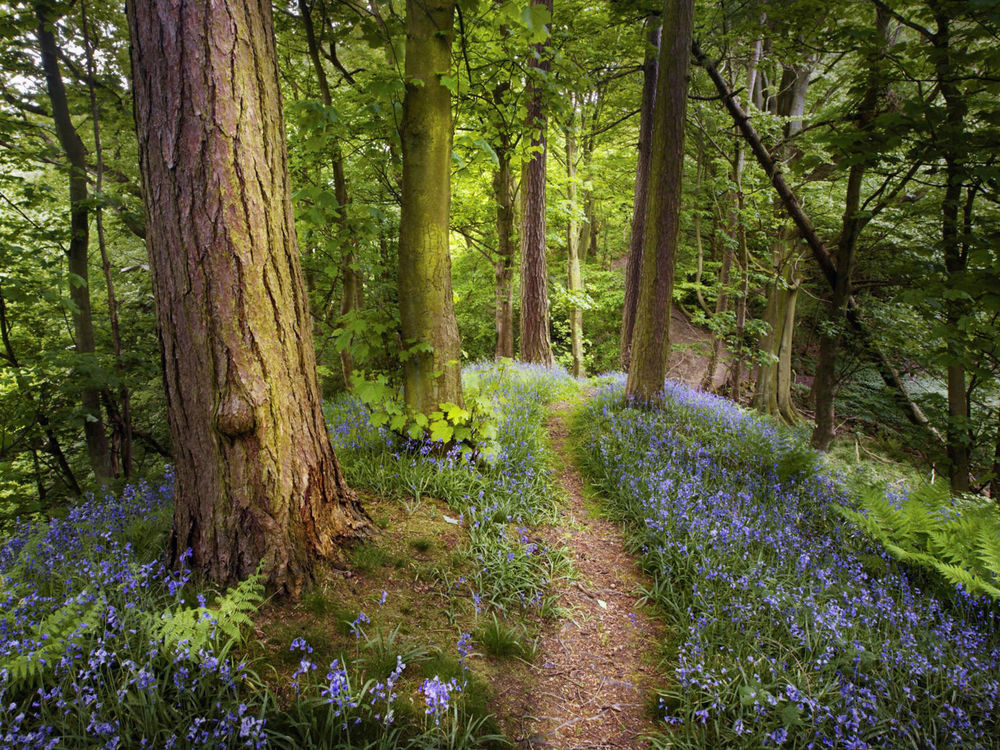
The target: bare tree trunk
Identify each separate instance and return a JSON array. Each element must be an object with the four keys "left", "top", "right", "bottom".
[
  {"left": 565, "top": 115, "right": 585, "bottom": 377},
  {"left": 992, "top": 399, "right": 1000, "bottom": 502},
  {"left": 494, "top": 146, "right": 515, "bottom": 359},
  {"left": 519, "top": 0, "right": 554, "bottom": 365},
  {"left": 129, "top": 0, "right": 371, "bottom": 596},
  {"left": 36, "top": 3, "right": 111, "bottom": 481},
  {"left": 694, "top": 39, "right": 941, "bottom": 442},
  {"left": 621, "top": 19, "right": 660, "bottom": 370},
  {"left": 299, "top": 0, "right": 360, "bottom": 389},
  {"left": 397, "top": 0, "right": 464, "bottom": 411},
  {"left": 626, "top": 0, "right": 693, "bottom": 401},
  {"left": 81, "top": 0, "right": 133, "bottom": 478}
]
